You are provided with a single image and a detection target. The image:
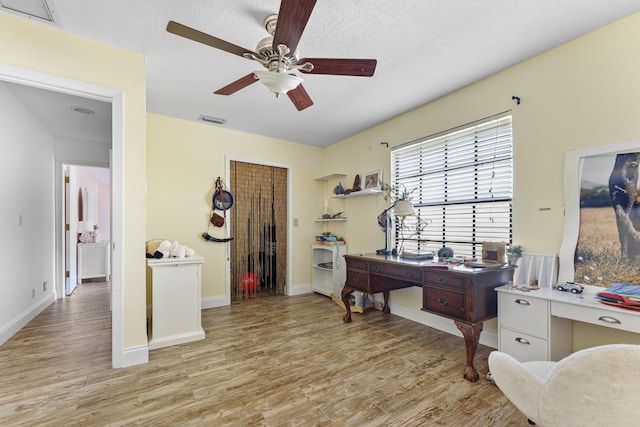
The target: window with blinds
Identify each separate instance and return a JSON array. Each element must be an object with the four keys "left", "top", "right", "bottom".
[{"left": 390, "top": 113, "right": 513, "bottom": 259}]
